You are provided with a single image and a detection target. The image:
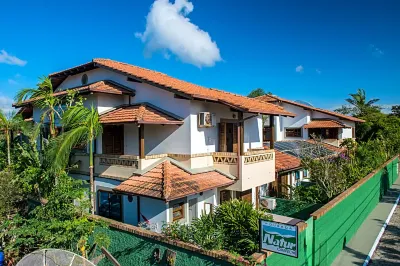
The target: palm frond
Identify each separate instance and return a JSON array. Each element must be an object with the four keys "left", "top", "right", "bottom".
[{"left": 48, "top": 126, "right": 89, "bottom": 173}]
